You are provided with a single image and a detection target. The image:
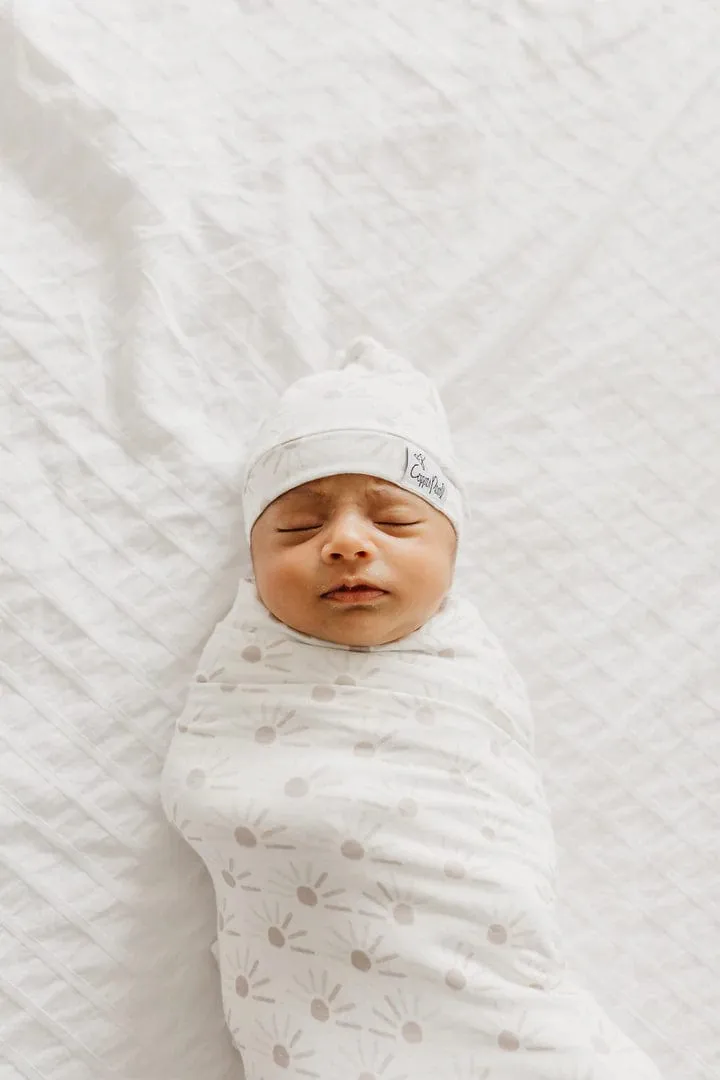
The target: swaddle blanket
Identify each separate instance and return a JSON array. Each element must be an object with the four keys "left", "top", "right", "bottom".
[{"left": 160, "top": 579, "right": 662, "bottom": 1080}]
